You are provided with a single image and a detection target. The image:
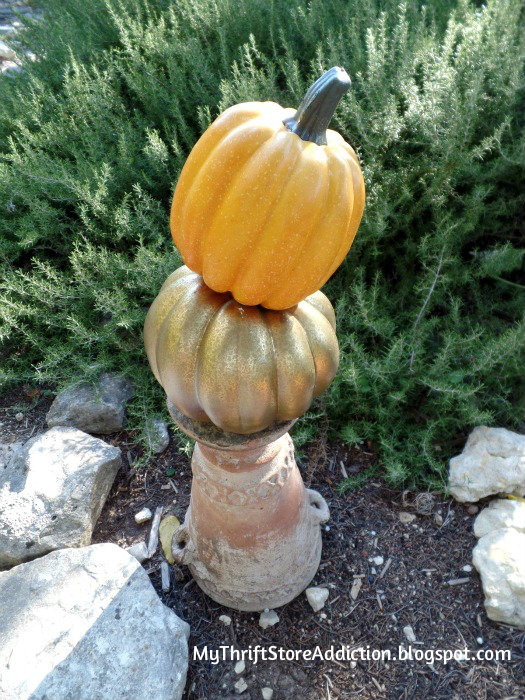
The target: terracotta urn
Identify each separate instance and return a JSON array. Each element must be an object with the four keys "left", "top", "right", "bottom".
[{"left": 168, "top": 404, "right": 329, "bottom": 611}]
